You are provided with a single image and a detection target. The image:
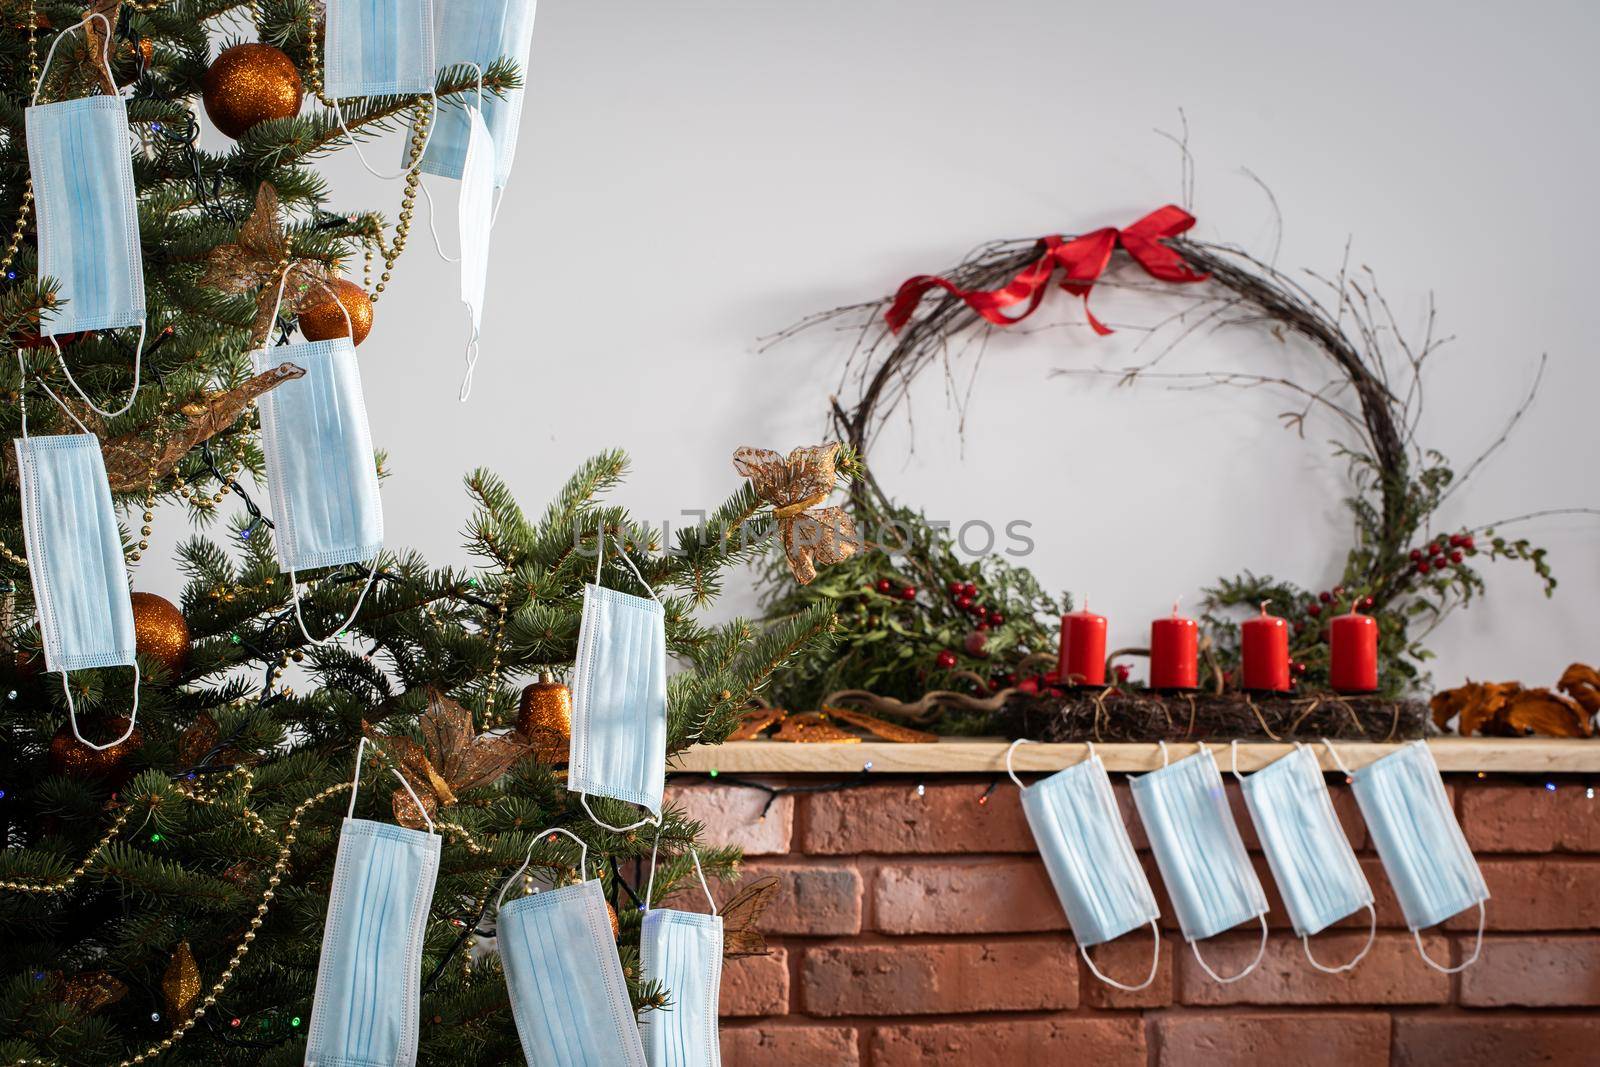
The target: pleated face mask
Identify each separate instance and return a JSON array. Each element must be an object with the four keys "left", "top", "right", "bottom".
[
  {"left": 568, "top": 524, "right": 668, "bottom": 832},
  {"left": 639, "top": 840, "right": 724, "bottom": 1067},
  {"left": 1008, "top": 739, "right": 1162, "bottom": 992},
  {"left": 305, "top": 740, "right": 441, "bottom": 1067},
  {"left": 324, "top": 0, "right": 437, "bottom": 97},
  {"left": 413, "top": 0, "right": 538, "bottom": 188},
  {"left": 13, "top": 392, "right": 139, "bottom": 751},
  {"left": 1233, "top": 741, "right": 1375, "bottom": 974},
  {"left": 1130, "top": 742, "right": 1270, "bottom": 984},
  {"left": 495, "top": 828, "right": 647, "bottom": 1067},
  {"left": 253, "top": 275, "right": 382, "bottom": 644},
  {"left": 1339, "top": 739, "right": 1489, "bottom": 973},
  {"left": 26, "top": 13, "right": 146, "bottom": 419}
]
